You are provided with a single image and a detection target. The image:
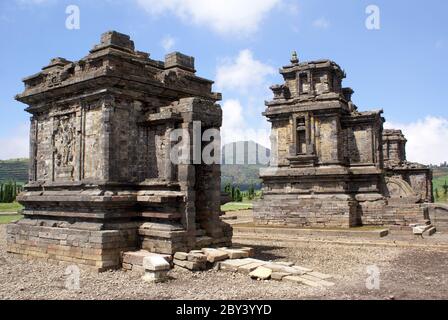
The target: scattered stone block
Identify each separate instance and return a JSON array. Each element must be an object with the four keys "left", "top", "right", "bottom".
[
  {"left": 271, "top": 272, "right": 291, "bottom": 281},
  {"left": 187, "top": 252, "right": 207, "bottom": 263},
  {"left": 141, "top": 255, "right": 171, "bottom": 283},
  {"left": 173, "top": 259, "right": 206, "bottom": 271},
  {"left": 236, "top": 247, "right": 255, "bottom": 257},
  {"left": 174, "top": 252, "right": 188, "bottom": 261},
  {"left": 300, "top": 274, "right": 335, "bottom": 287},
  {"left": 220, "top": 258, "right": 254, "bottom": 271},
  {"left": 292, "top": 266, "right": 313, "bottom": 273},
  {"left": 263, "top": 263, "right": 303, "bottom": 275},
  {"left": 249, "top": 266, "right": 272, "bottom": 280},
  {"left": 283, "top": 276, "right": 320, "bottom": 287},
  {"left": 202, "top": 248, "right": 229, "bottom": 263},
  {"left": 142, "top": 270, "right": 169, "bottom": 283},
  {"left": 277, "top": 261, "right": 295, "bottom": 267},
  {"left": 219, "top": 248, "right": 249, "bottom": 259},
  {"left": 238, "top": 262, "right": 267, "bottom": 274},
  {"left": 143, "top": 255, "right": 171, "bottom": 271}
]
